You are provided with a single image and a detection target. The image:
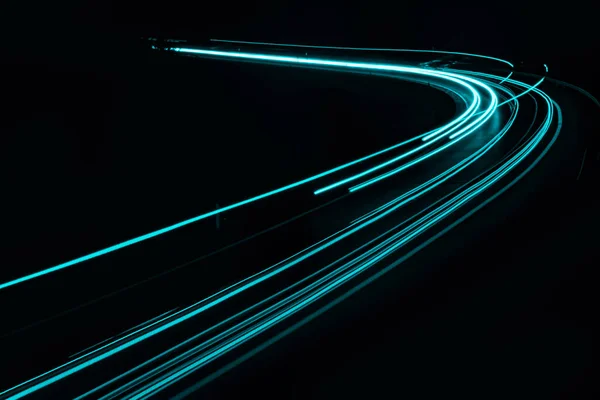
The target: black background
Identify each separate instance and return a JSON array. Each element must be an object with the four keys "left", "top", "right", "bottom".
[{"left": 2, "top": 1, "right": 599, "bottom": 398}]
